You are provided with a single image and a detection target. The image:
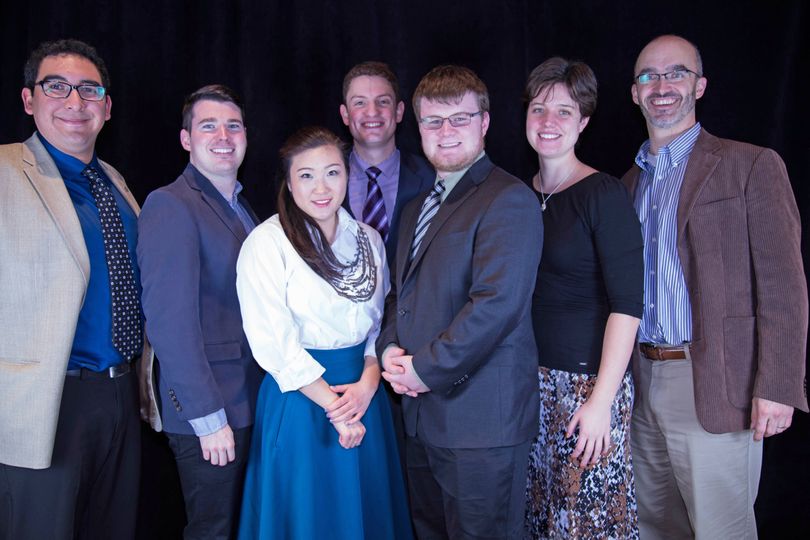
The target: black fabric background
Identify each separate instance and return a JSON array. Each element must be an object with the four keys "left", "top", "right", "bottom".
[{"left": 1, "top": 1, "right": 807, "bottom": 537}]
